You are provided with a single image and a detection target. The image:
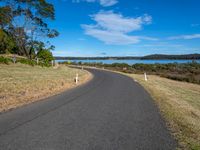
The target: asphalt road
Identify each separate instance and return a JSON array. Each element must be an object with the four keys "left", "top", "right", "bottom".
[{"left": 0, "top": 68, "right": 176, "bottom": 150}]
